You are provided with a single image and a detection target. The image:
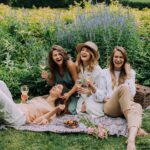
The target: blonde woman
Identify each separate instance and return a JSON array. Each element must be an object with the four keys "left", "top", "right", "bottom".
[
  {"left": 102, "top": 46, "right": 147, "bottom": 150},
  {"left": 75, "top": 41, "right": 105, "bottom": 117}
]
